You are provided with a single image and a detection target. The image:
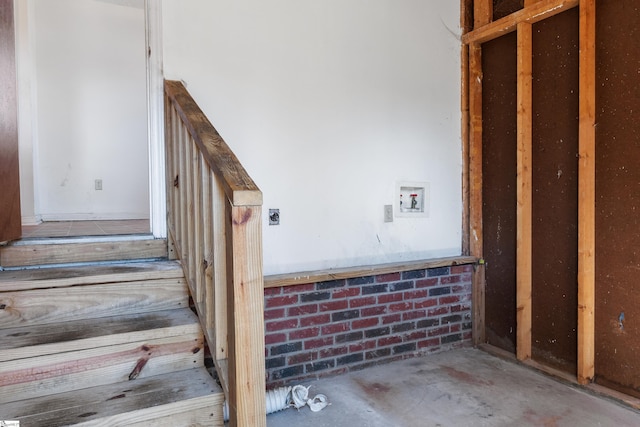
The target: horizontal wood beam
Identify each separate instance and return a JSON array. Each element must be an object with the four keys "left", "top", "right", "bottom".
[
  {"left": 264, "top": 255, "right": 477, "bottom": 288},
  {"left": 463, "top": 0, "right": 579, "bottom": 45}
]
